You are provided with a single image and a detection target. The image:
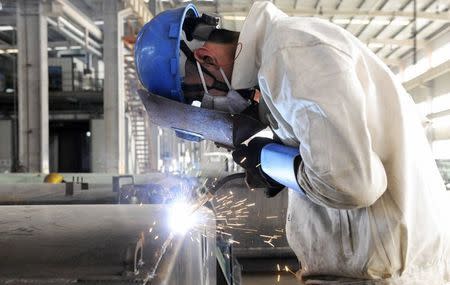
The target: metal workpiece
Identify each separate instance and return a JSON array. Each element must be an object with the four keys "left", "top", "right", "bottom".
[{"left": 0, "top": 204, "right": 216, "bottom": 285}]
